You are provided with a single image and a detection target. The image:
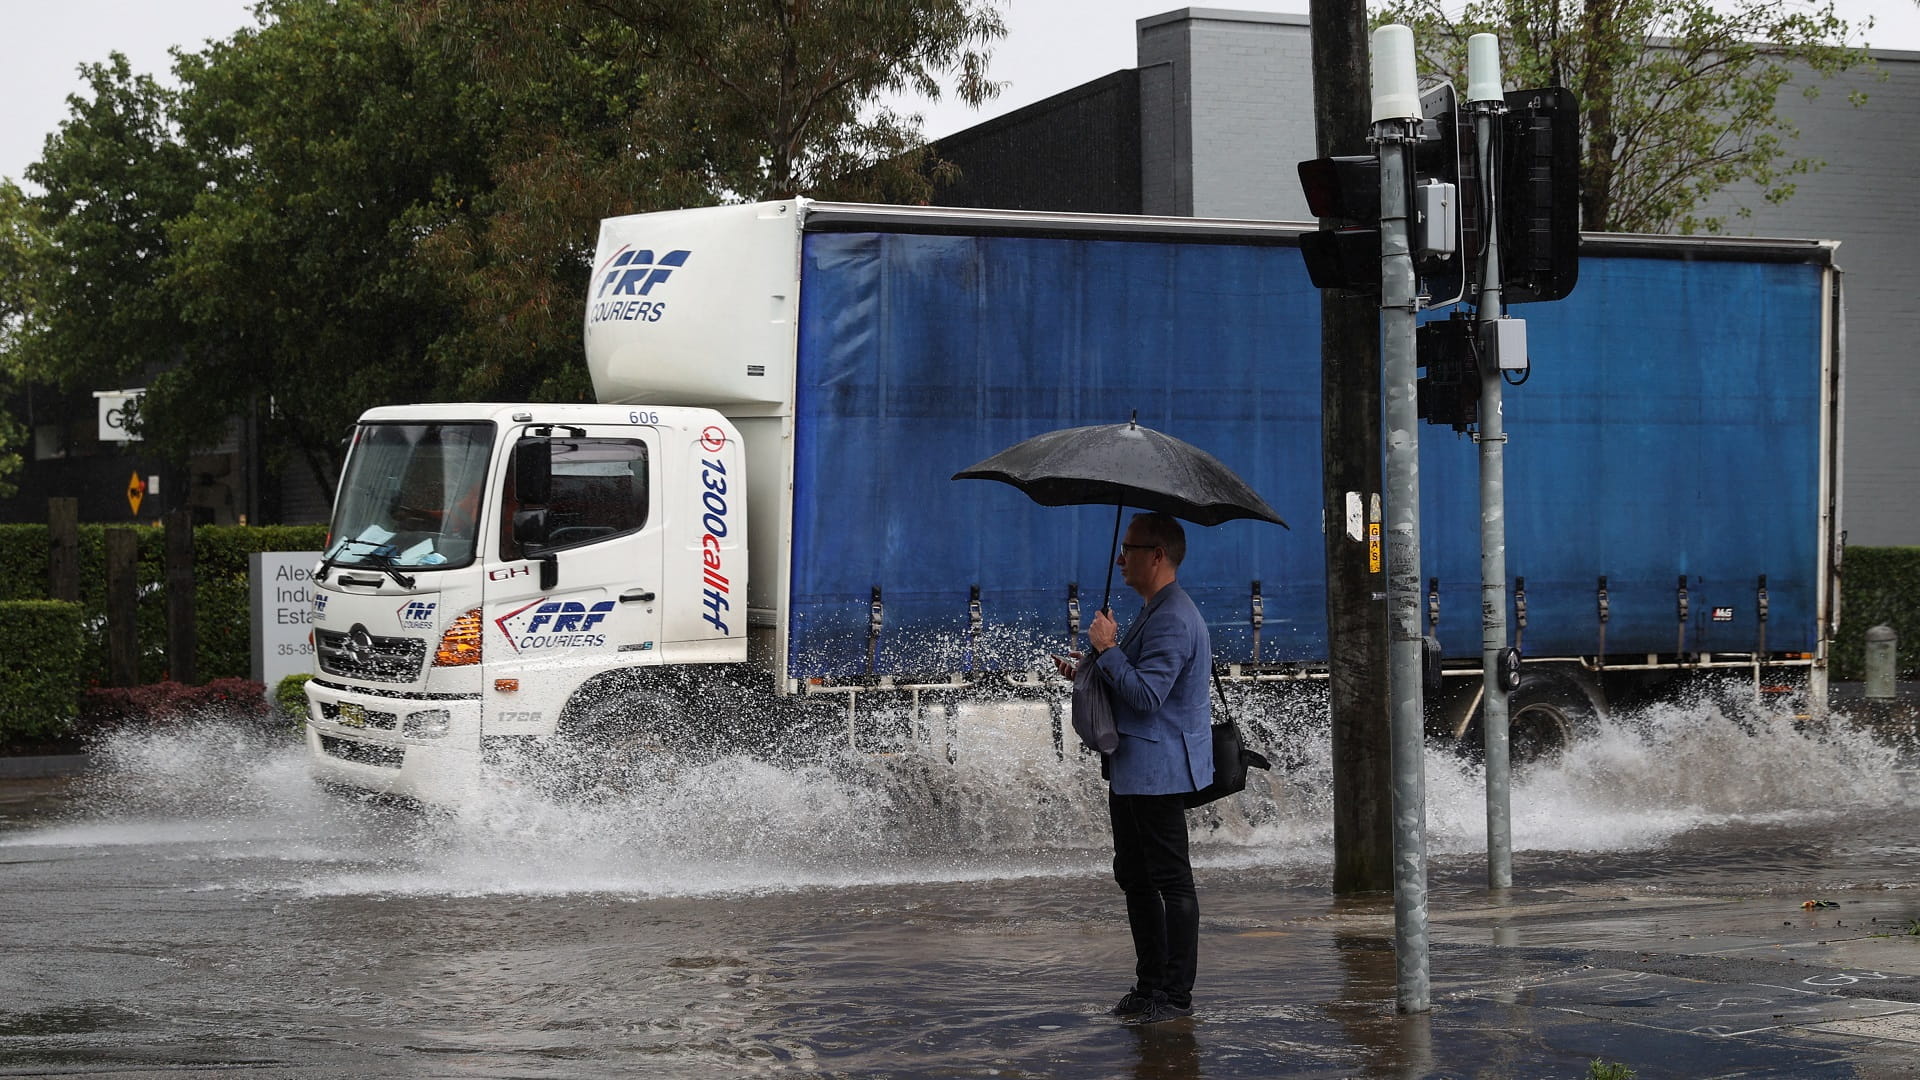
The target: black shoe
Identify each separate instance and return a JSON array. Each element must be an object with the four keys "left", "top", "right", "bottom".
[
  {"left": 1111, "top": 989, "right": 1155, "bottom": 1016},
  {"left": 1128, "top": 999, "right": 1194, "bottom": 1025}
]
